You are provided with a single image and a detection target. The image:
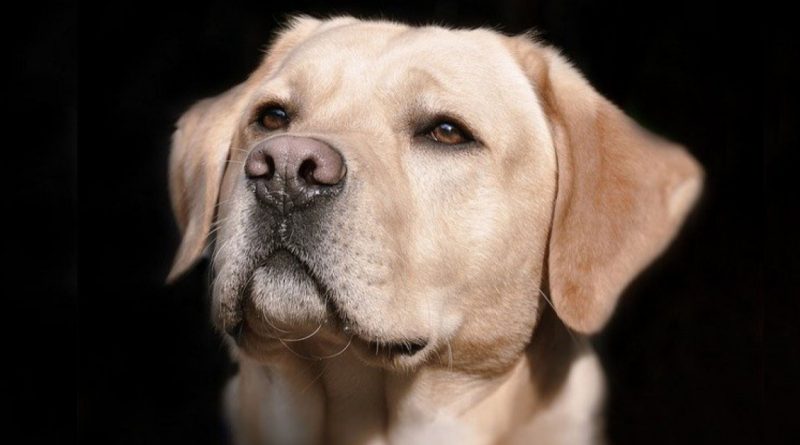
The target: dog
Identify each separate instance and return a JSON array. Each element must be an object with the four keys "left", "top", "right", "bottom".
[{"left": 167, "top": 16, "right": 702, "bottom": 445}]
